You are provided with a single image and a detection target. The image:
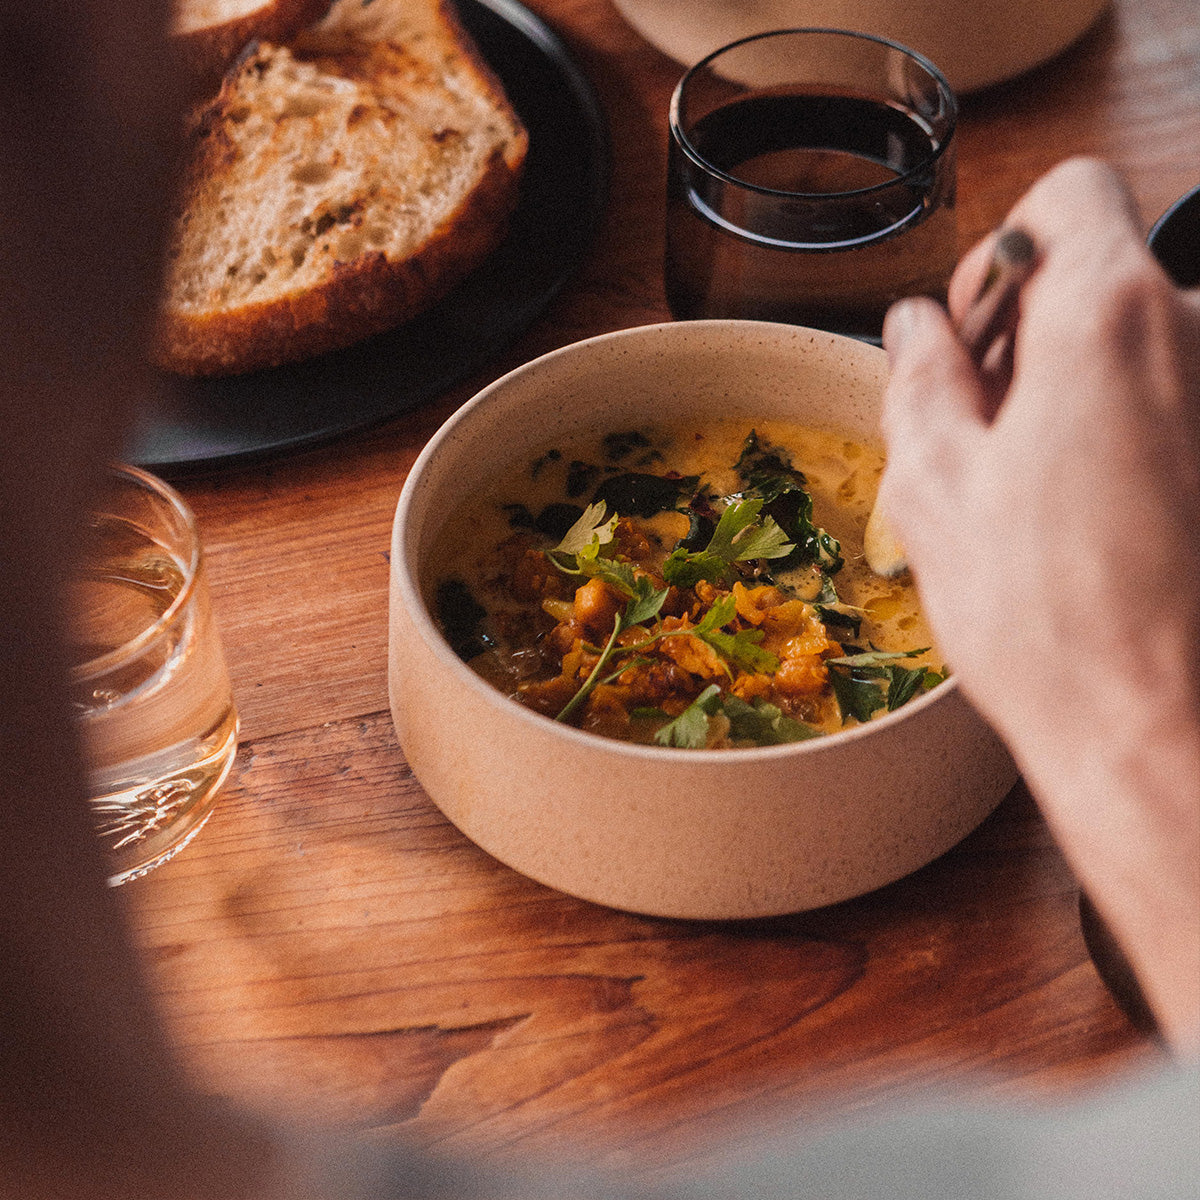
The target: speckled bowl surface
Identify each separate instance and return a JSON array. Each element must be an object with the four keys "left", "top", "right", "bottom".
[
  {"left": 612, "top": 0, "right": 1108, "bottom": 94},
  {"left": 388, "top": 320, "right": 1016, "bottom": 918}
]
